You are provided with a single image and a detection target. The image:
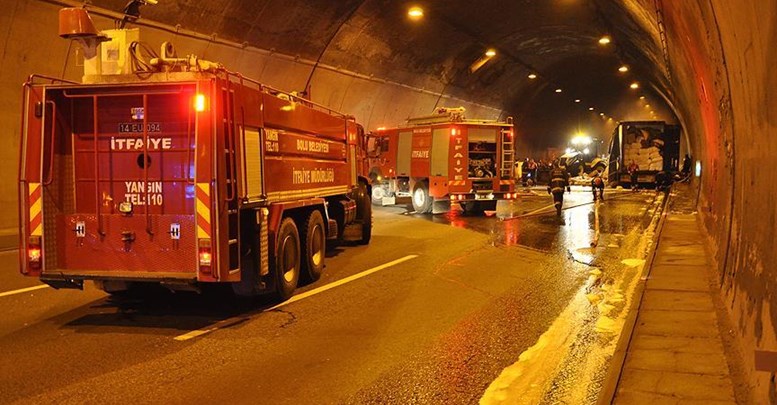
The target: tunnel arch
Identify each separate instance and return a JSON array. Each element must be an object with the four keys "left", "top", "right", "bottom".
[{"left": 0, "top": 1, "right": 775, "bottom": 400}]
